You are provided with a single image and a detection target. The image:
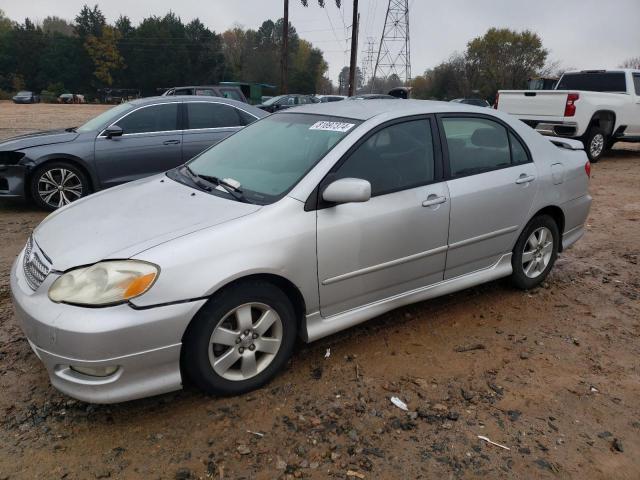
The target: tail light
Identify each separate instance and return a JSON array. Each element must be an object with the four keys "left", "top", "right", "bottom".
[
  {"left": 585, "top": 160, "right": 591, "bottom": 178},
  {"left": 564, "top": 93, "right": 579, "bottom": 117},
  {"left": 493, "top": 92, "right": 499, "bottom": 109}
]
